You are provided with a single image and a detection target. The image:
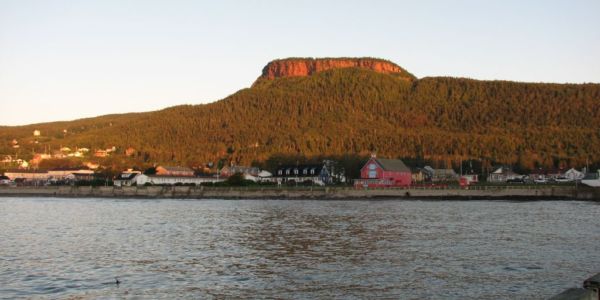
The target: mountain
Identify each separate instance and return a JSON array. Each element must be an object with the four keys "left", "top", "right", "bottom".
[{"left": 1, "top": 57, "right": 600, "bottom": 174}]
